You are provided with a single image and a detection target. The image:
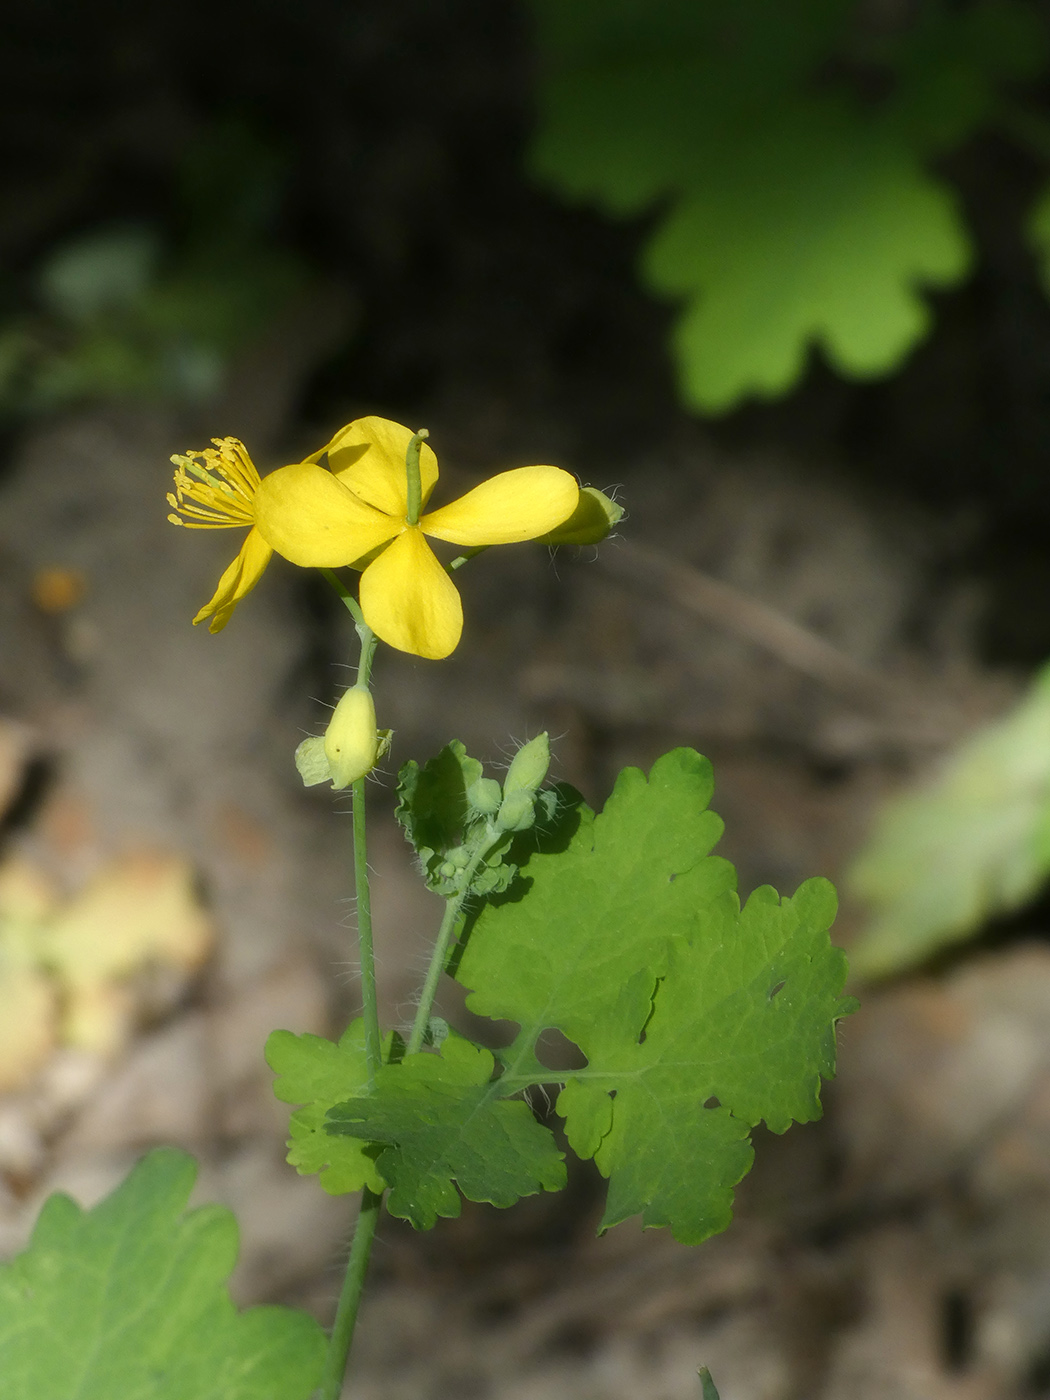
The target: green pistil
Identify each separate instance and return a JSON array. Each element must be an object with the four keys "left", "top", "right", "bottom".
[{"left": 404, "top": 428, "right": 429, "bottom": 525}]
